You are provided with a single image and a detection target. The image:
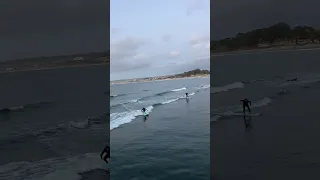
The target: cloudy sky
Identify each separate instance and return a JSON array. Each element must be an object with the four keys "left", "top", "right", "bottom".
[
  {"left": 0, "top": 0, "right": 109, "bottom": 61},
  {"left": 110, "top": 0, "right": 210, "bottom": 80},
  {"left": 212, "top": 0, "right": 320, "bottom": 40}
]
